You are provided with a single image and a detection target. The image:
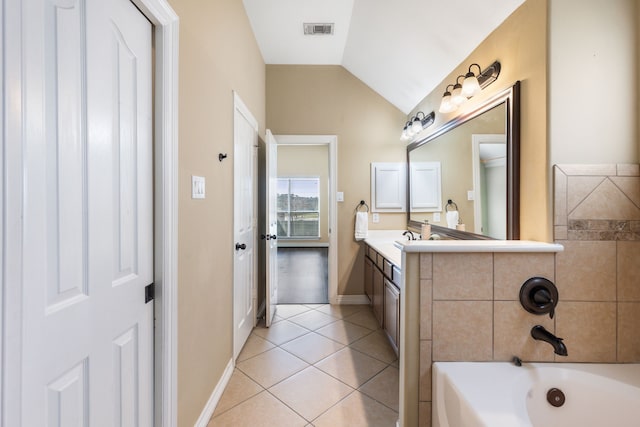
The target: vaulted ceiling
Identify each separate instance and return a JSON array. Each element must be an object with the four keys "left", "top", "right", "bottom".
[{"left": 243, "top": 0, "right": 525, "bottom": 114}]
